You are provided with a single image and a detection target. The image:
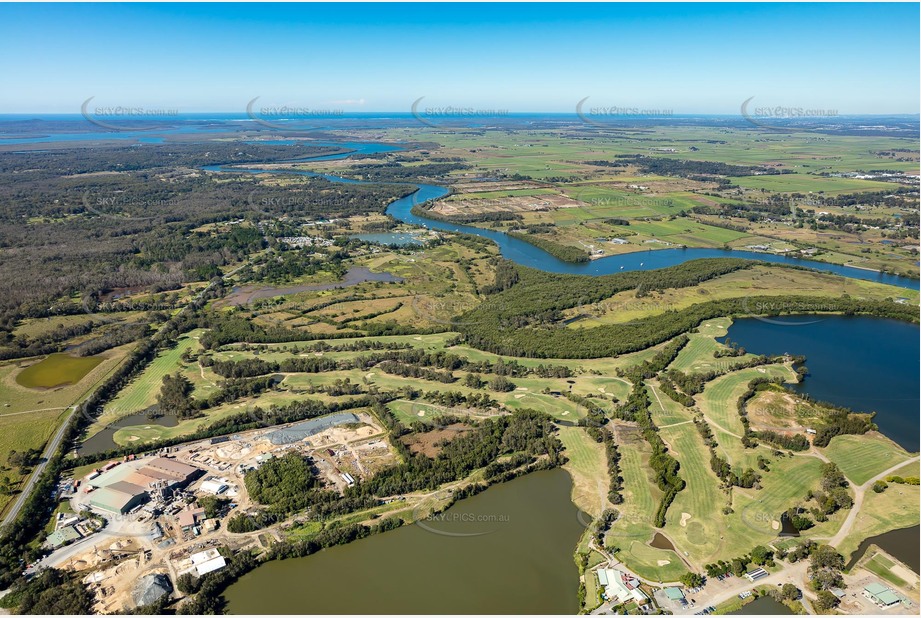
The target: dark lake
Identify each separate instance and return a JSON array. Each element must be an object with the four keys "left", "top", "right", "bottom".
[
  {"left": 722, "top": 316, "right": 920, "bottom": 452},
  {"left": 224, "top": 469, "right": 586, "bottom": 614}
]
